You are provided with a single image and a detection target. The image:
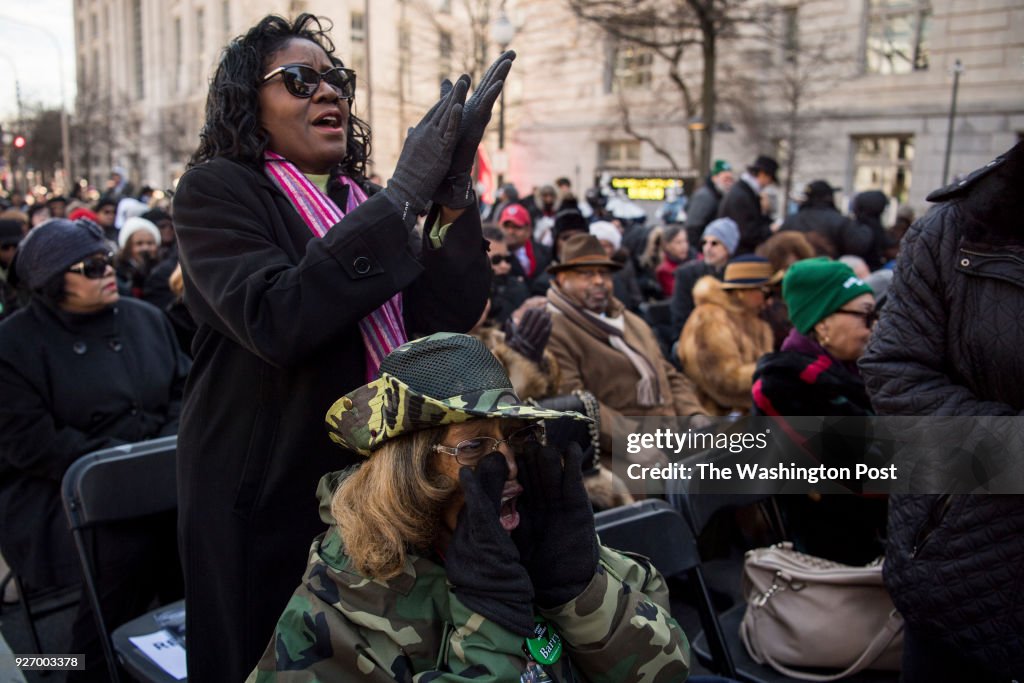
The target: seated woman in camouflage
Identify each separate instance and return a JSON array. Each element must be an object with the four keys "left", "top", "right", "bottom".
[{"left": 248, "top": 333, "right": 691, "bottom": 682}]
